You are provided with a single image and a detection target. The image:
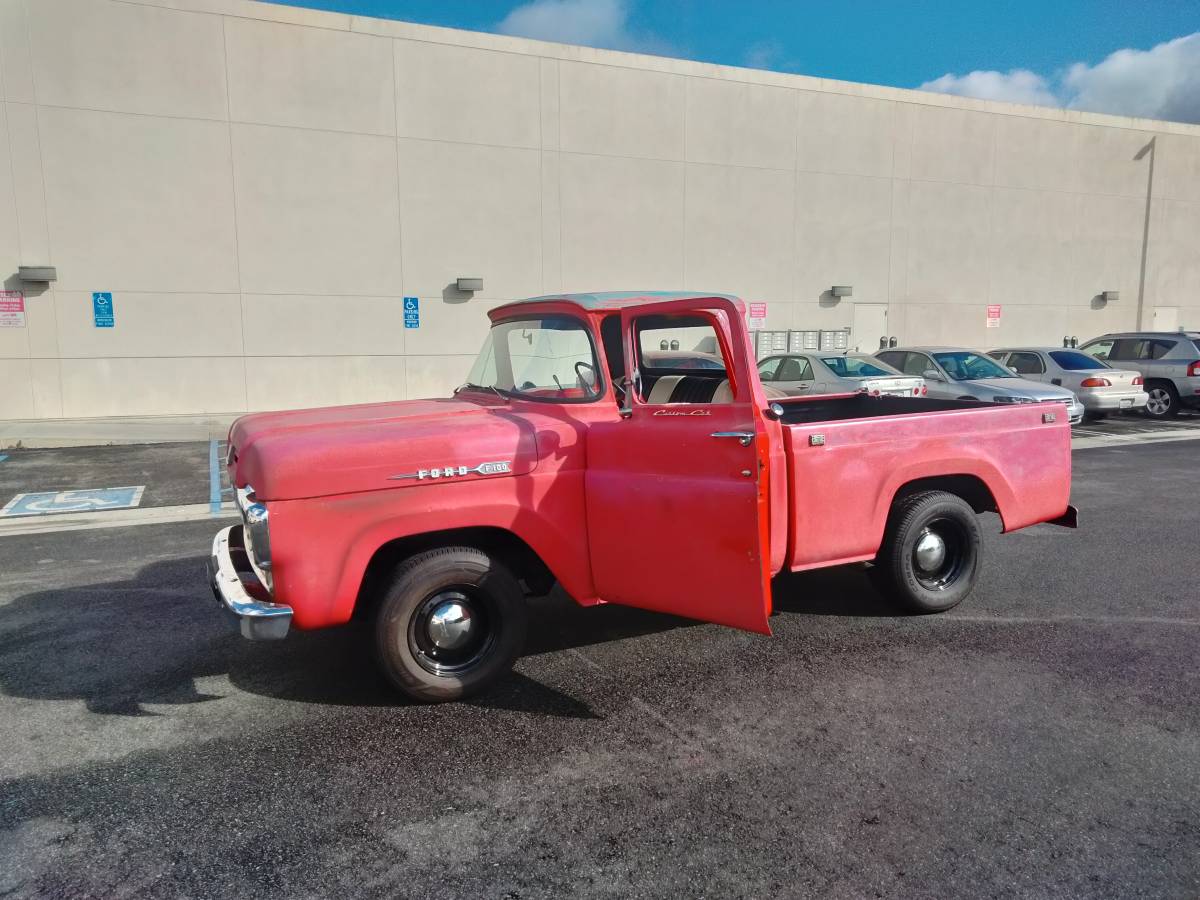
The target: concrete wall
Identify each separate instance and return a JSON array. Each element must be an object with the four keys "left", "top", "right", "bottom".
[{"left": 1, "top": 0, "right": 1198, "bottom": 420}]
